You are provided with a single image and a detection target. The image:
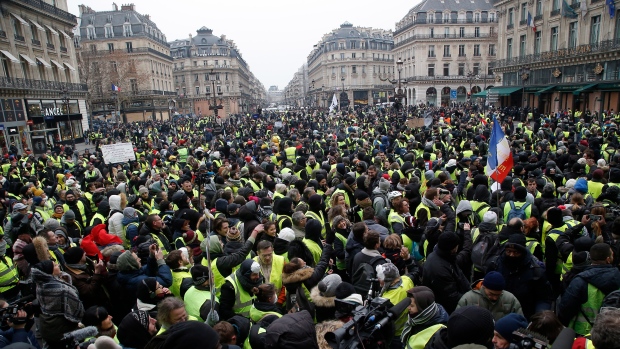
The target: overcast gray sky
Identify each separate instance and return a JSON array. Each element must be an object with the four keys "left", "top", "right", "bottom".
[{"left": 66, "top": 0, "right": 417, "bottom": 90}]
